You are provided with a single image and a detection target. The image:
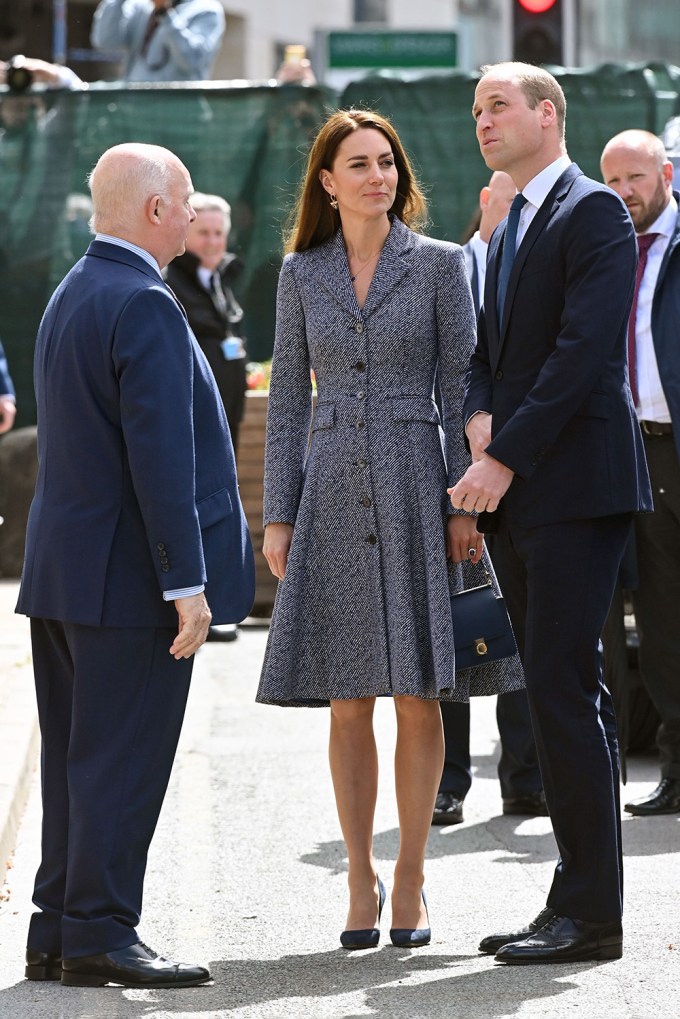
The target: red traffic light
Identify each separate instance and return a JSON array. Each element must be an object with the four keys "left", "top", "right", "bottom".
[{"left": 518, "top": 0, "right": 557, "bottom": 11}]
